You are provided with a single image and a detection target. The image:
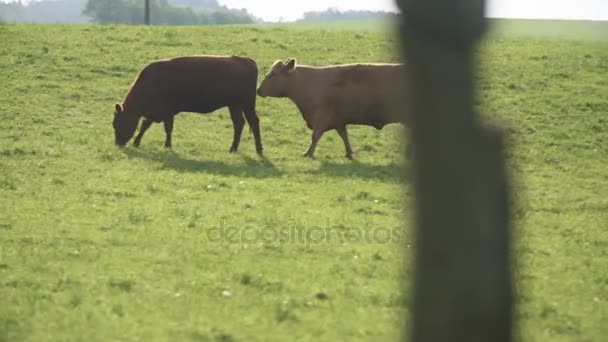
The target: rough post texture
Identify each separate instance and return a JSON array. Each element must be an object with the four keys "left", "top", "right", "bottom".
[{"left": 396, "top": 0, "right": 513, "bottom": 341}]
